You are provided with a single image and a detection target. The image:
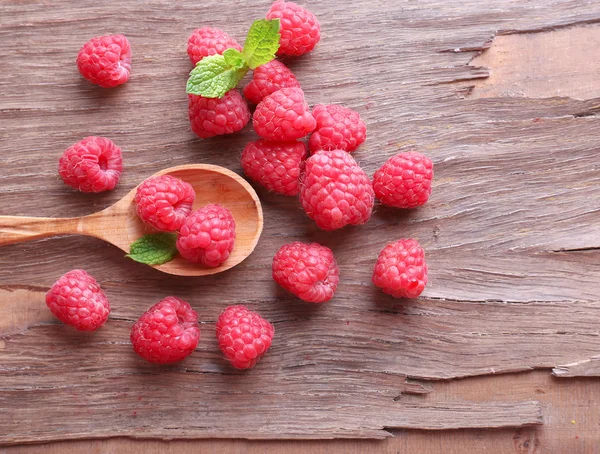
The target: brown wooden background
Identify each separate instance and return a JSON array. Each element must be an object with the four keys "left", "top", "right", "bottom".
[{"left": 2, "top": 0, "right": 600, "bottom": 452}]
